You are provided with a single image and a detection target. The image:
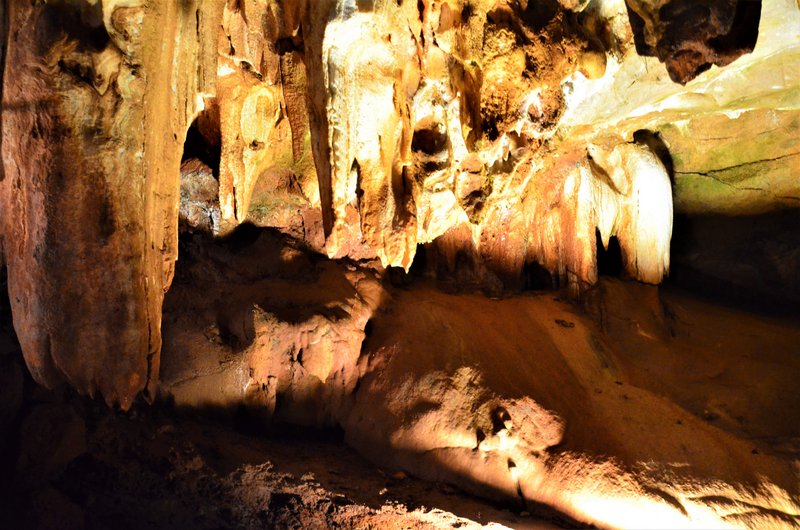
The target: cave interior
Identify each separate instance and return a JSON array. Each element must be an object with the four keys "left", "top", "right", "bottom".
[{"left": 1, "top": 0, "right": 800, "bottom": 528}]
